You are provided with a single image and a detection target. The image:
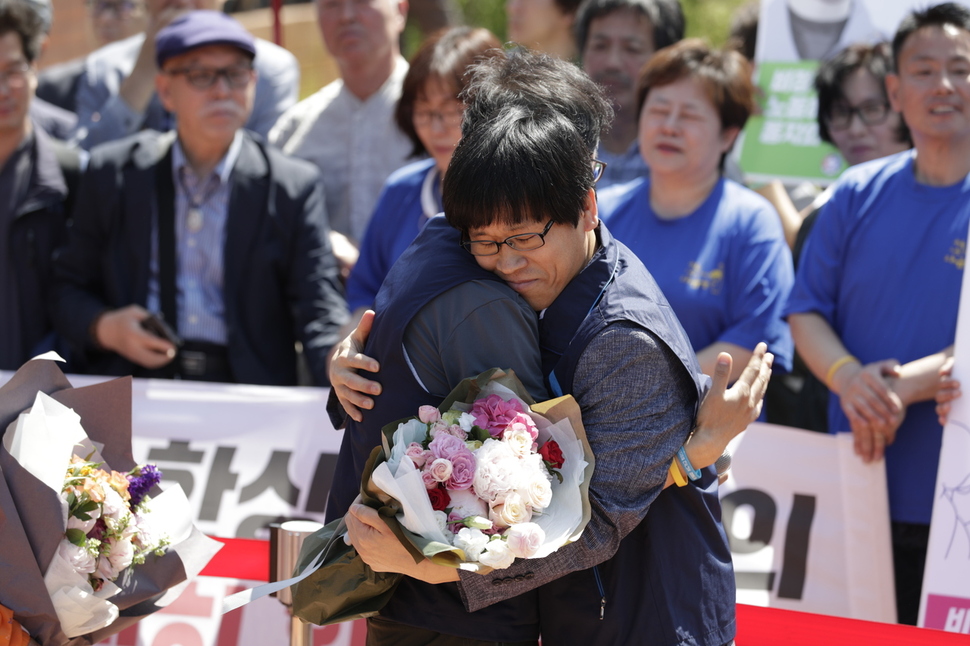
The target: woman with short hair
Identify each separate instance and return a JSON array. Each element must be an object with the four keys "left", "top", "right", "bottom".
[{"left": 599, "top": 39, "right": 795, "bottom": 381}]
